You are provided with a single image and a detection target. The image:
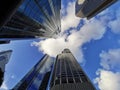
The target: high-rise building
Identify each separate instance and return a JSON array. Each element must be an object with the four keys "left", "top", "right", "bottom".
[
  {"left": 0, "top": 0, "right": 61, "bottom": 44},
  {"left": 50, "top": 49, "right": 96, "bottom": 90},
  {"left": 0, "top": 50, "right": 12, "bottom": 87},
  {"left": 12, "top": 49, "right": 96, "bottom": 90},
  {"left": 13, "top": 55, "right": 54, "bottom": 90},
  {"left": 75, "top": 0, "right": 117, "bottom": 19},
  {"left": 0, "top": 0, "right": 24, "bottom": 27}
]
